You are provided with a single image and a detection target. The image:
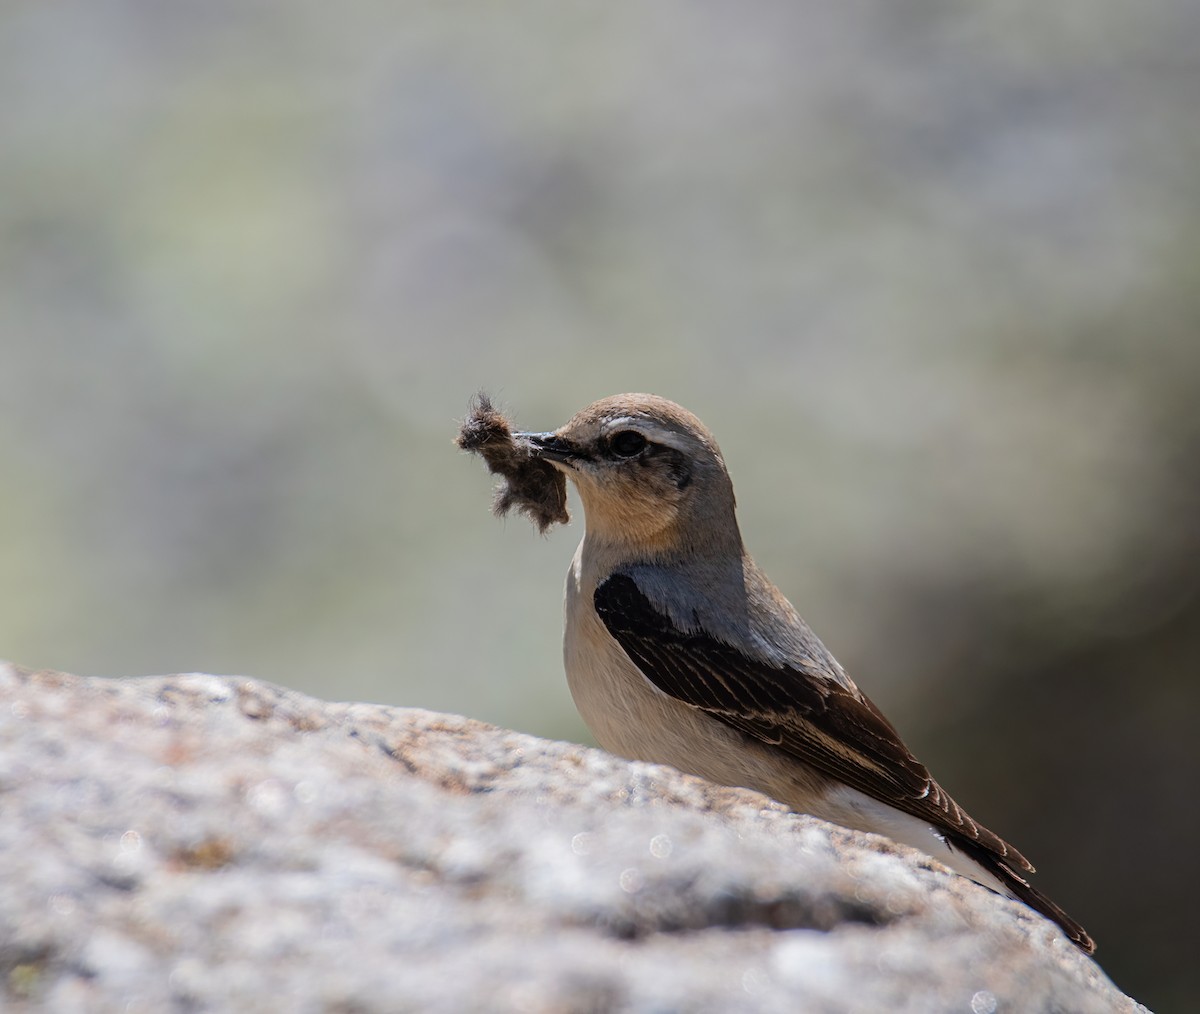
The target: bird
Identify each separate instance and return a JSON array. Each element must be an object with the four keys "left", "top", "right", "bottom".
[{"left": 517, "top": 392, "right": 1094, "bottom": 953}]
